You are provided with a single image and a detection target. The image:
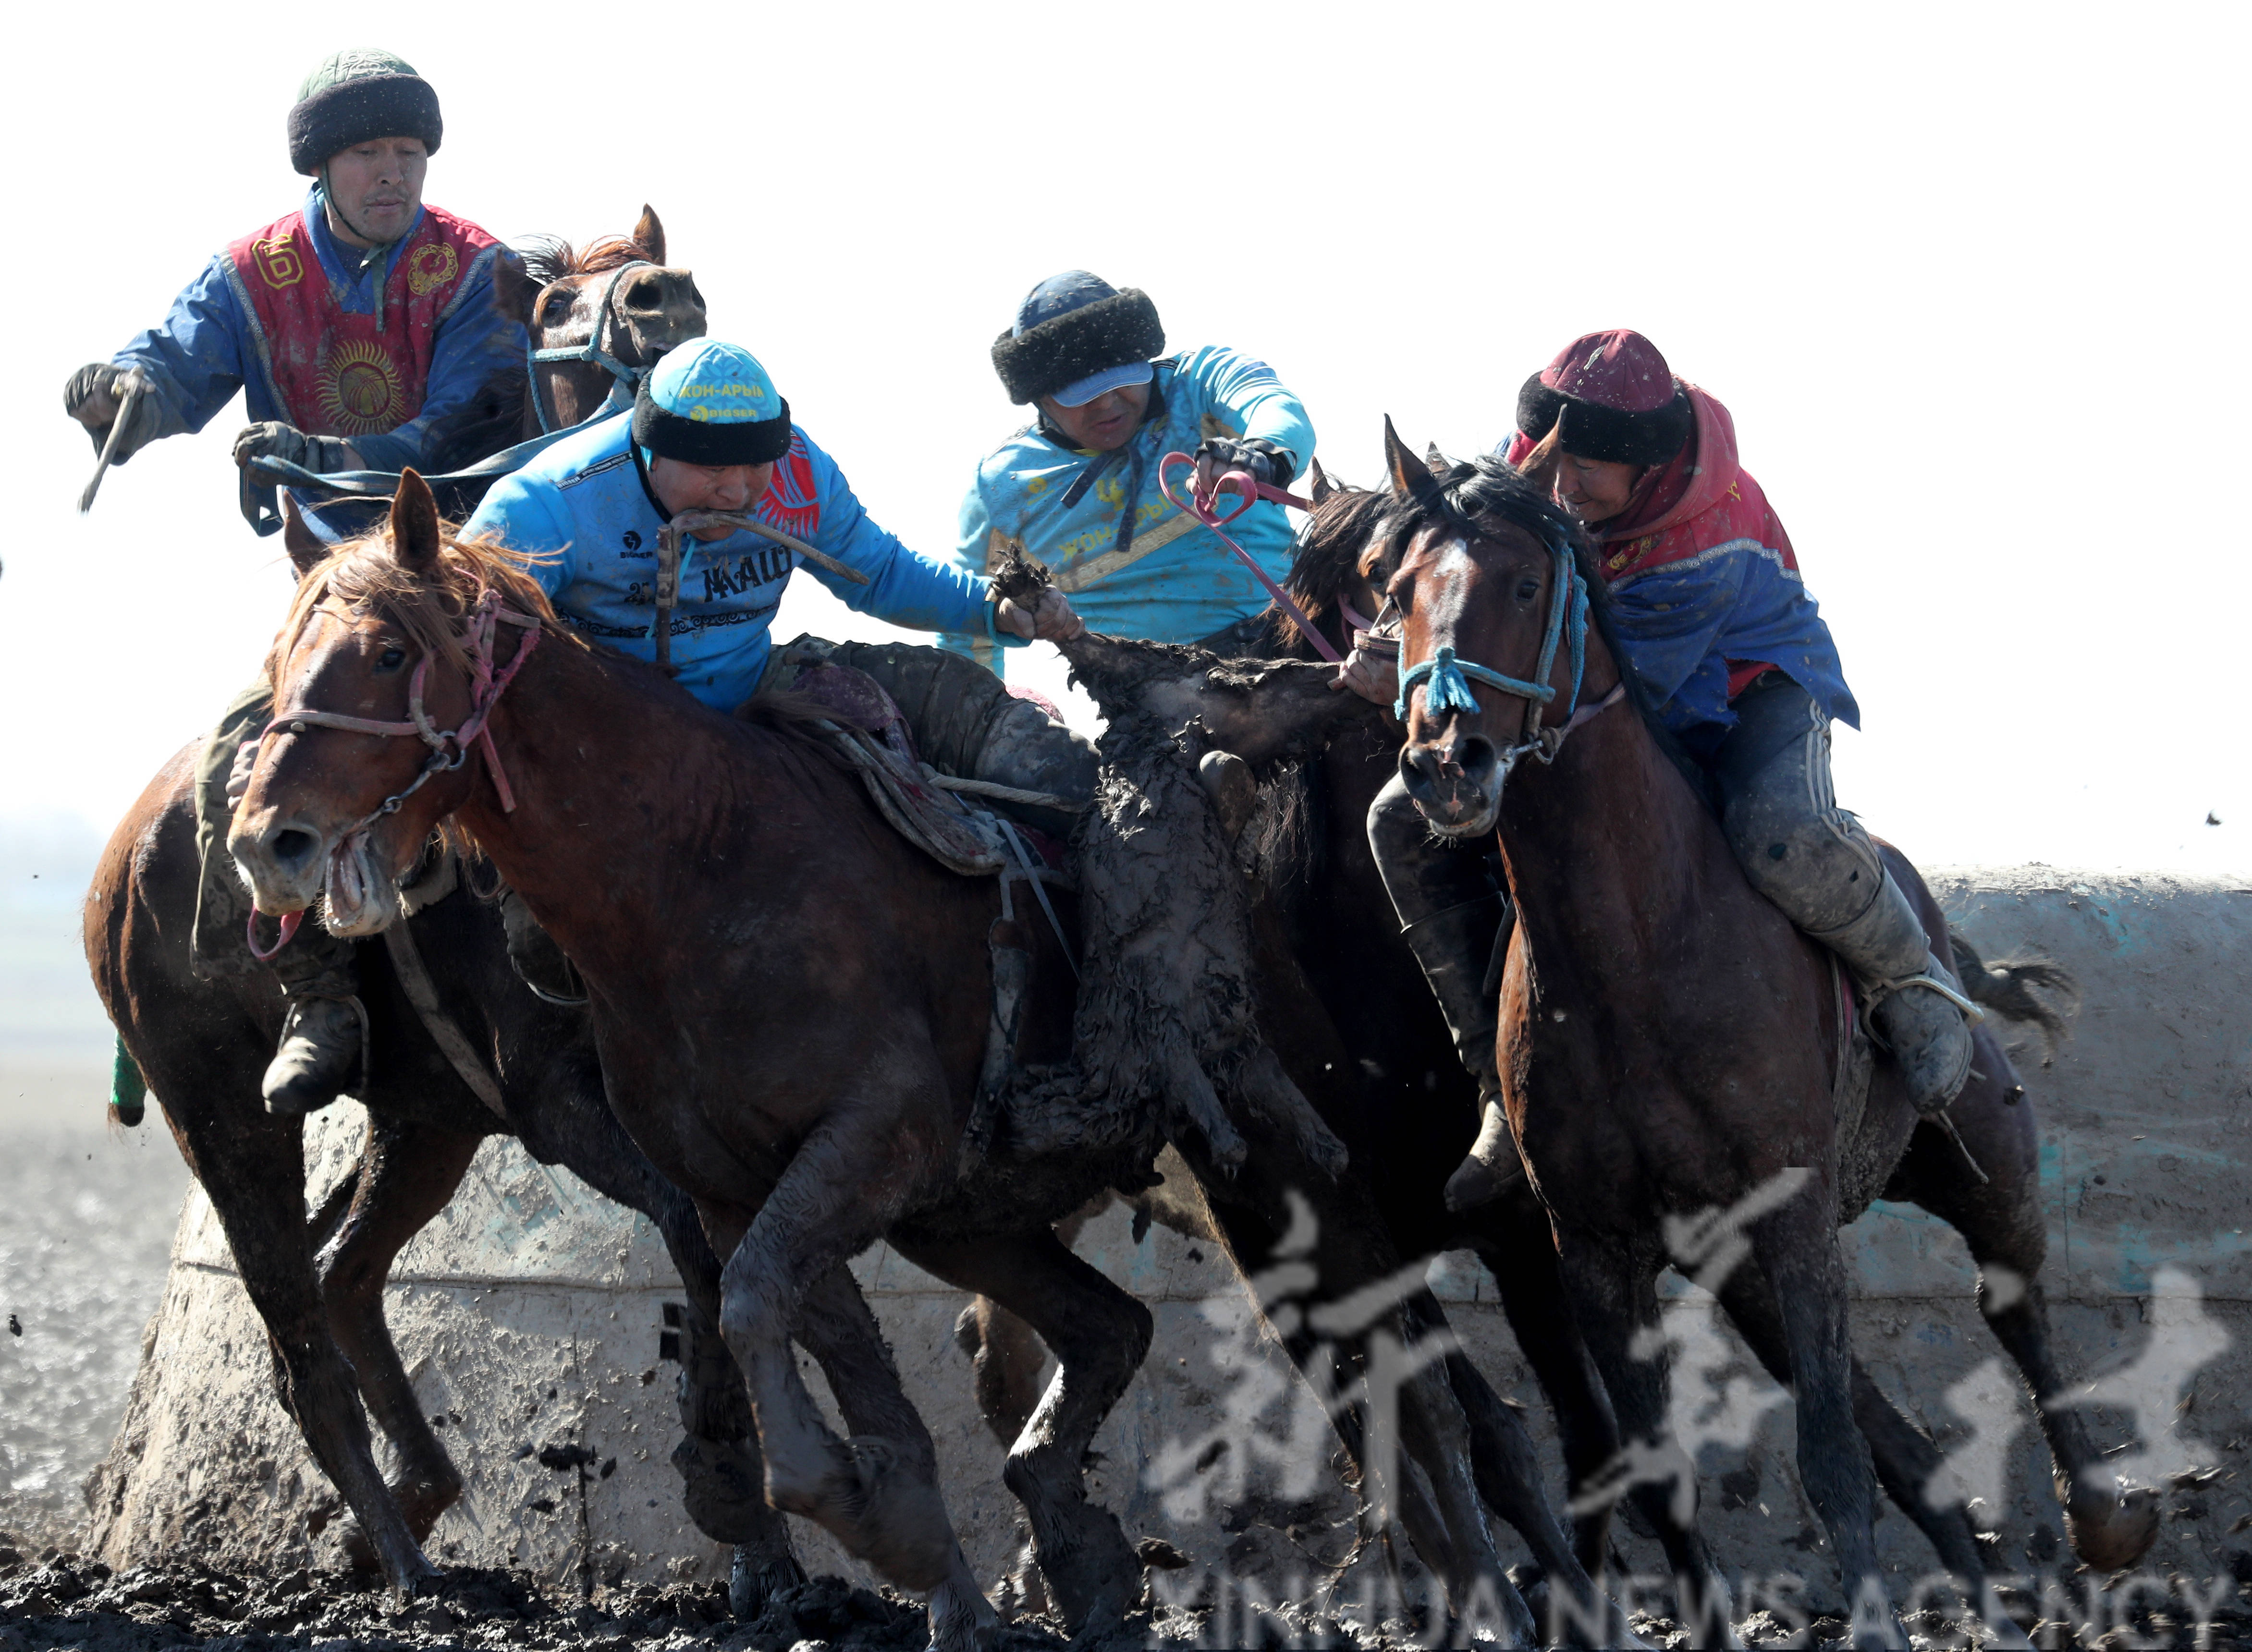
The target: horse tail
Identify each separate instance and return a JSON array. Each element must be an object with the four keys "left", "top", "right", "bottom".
[{"left": 1949, "top": 926, "right": 2080, "bottom": 1053}]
